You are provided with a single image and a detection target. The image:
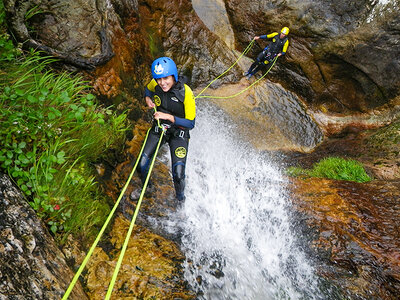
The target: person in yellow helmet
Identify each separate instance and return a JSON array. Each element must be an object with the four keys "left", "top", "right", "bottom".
[{"left": 244, "top": 27, "right": 290, "bottom": 79}]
